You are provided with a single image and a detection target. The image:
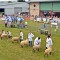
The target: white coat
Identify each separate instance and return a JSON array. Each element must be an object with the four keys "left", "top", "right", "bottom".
[
  {"left": 28, "top": 33, "right": 34, "bottom": 41},
  {"left": 46, "top": 38, "right": 53, "bottom": 48},
  {"left": 34, "top": 37, "right": 41, "bottom": 46},
  {"left": 20, "top": 32, "right": 23, "bottom": 39}
]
